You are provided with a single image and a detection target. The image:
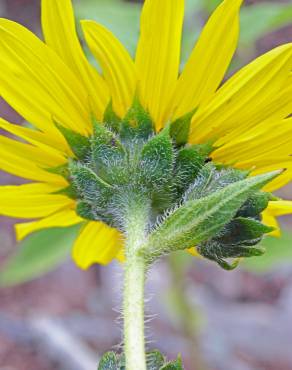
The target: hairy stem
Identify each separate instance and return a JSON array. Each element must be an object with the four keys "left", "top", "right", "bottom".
[{"left": 123, "top": 199, "right": 149, "bottom": 370}]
